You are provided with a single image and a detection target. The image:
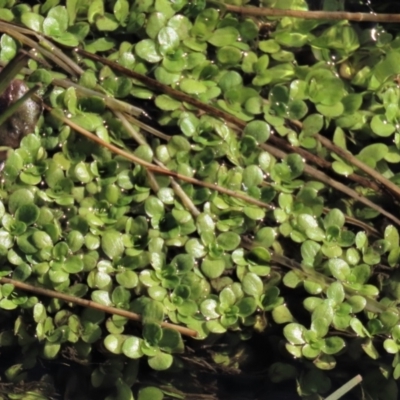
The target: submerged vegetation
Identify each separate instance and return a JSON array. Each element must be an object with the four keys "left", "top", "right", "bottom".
[{"left": 1, "top": 0, "right": 400, "bottom": 398}]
